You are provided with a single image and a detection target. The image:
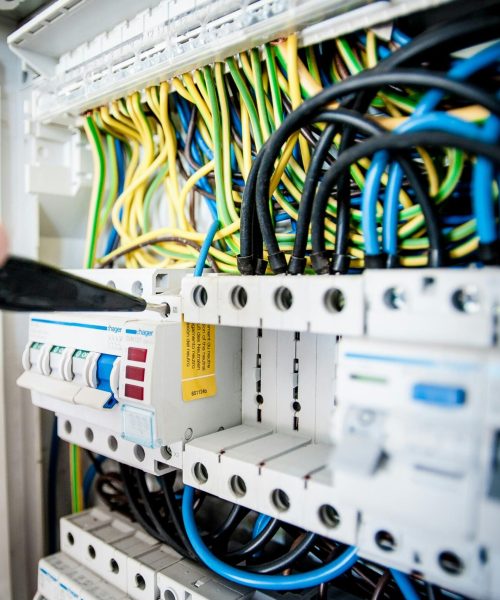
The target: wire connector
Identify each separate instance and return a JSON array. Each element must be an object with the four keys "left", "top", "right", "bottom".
[
  {"left": 386, "top": 254, "right": 400, "bottom": 269},
  {"left": 364, "top": 253, "right": 387, "bottom": 269},
  {"left": 288, "top": 255, "right": 307, "bottom": 275},
  {"left": 479, "top": 242, "right": 500, "bottom": 265},
  {"left": 427, "top": 248, "right": 443, "bottom": 268},
  {"left": 268, "top": 251, "right": 287, "bottom": 274},
  {"left": 311, "top": 251, "right": 331, "bottom": 274},
  {"left": 330, "top": 253, "right": 351, "bottom": 274},
  {"left": 237, "top": 255, "right": 255, "bottom": 275},
  {"left": 255, "top": 258, "right": 268, "bottom": 275}
]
